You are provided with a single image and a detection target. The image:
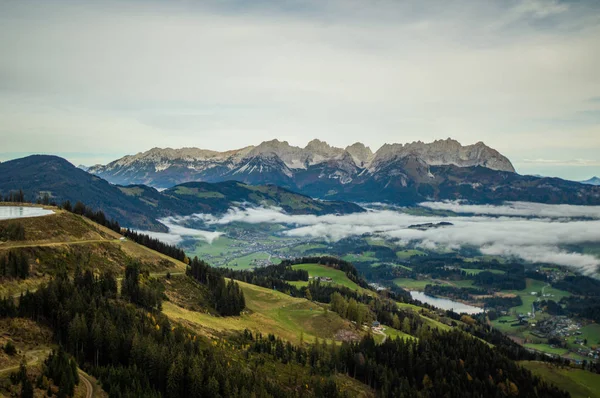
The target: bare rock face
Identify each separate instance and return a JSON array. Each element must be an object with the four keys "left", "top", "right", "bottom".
[
  {"left": 88, "top": 138, "right": 515, "bottom": 188},
  {"left": 345, "top": 142, "right": 374, "bottom": 167},
  {"left": 369, "top": 138, "right": 515, "bottom": 172}
]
